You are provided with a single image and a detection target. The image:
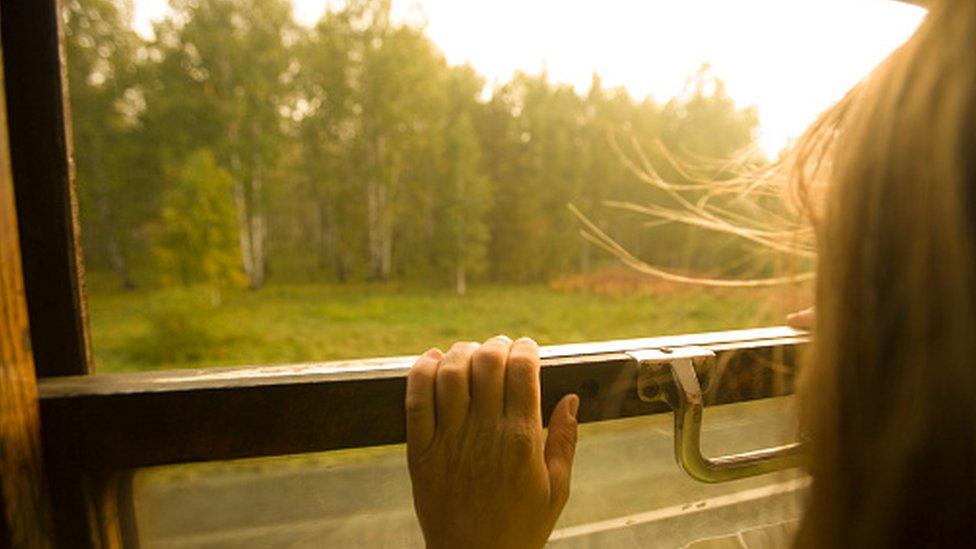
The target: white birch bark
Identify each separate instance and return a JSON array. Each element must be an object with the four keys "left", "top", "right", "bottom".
[
  {"left": 248, "top": 157, "right": 266, "bottom": 289},
  {"left": 230, "top": 148, "right": 256, "bottom": 287}
]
